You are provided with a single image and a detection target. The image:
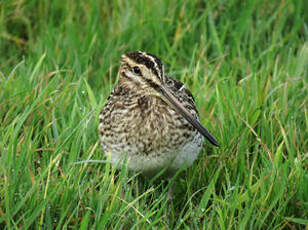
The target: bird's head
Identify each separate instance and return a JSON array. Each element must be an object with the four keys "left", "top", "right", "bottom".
[{"left": 120, "top": 51, "right": 165, "bottom": 92}]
